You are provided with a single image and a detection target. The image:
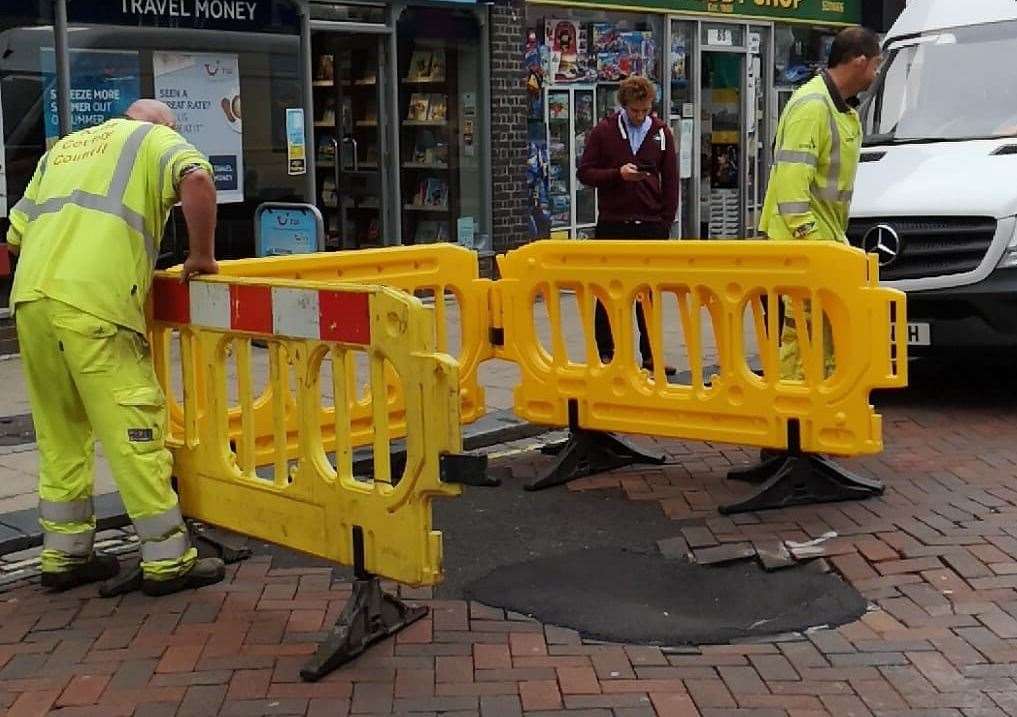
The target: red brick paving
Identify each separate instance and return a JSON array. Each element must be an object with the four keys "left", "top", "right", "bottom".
[{"left": 7, "top": 394, "right": 1017, "bottom": 713}]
